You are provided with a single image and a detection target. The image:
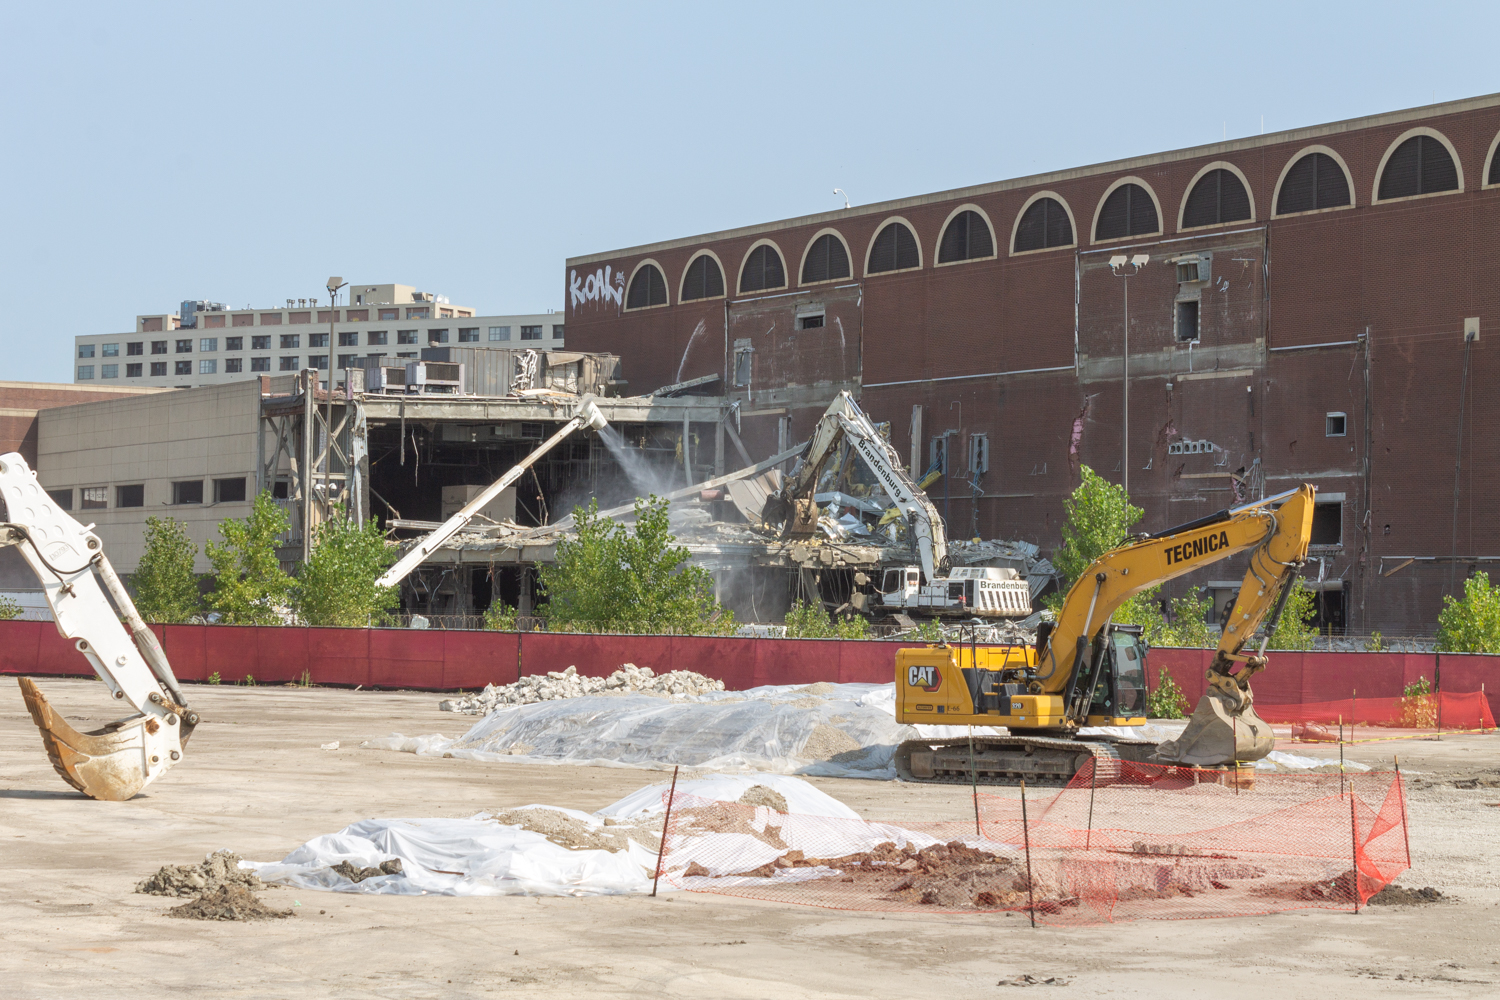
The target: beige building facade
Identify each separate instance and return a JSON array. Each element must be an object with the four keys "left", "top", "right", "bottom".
[
  {"left": 74, "top": 282, "right": 565, "bottom": 389},
  {"left": 36, "top": 380, "right": 263, "bottom": 574}
]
